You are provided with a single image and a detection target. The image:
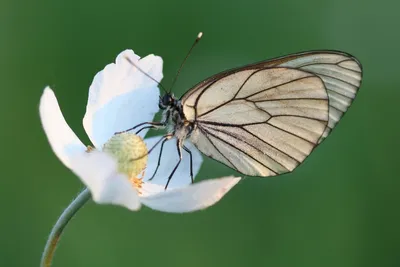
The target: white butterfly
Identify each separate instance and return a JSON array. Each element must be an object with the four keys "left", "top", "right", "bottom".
[{"left": 122, "top": 36, "right": 363, "bottom": 189}]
